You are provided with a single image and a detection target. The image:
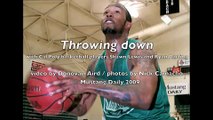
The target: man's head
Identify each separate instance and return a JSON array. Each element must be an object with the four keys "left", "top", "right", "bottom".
[{"left": 101, "top": 3, "right": 132, "bottom": 35}]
